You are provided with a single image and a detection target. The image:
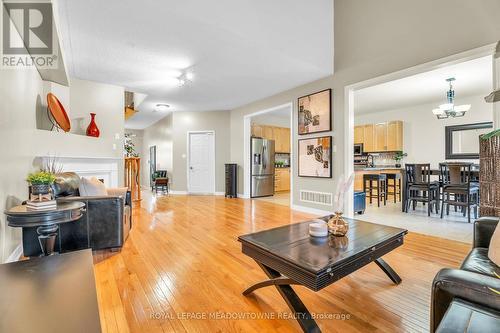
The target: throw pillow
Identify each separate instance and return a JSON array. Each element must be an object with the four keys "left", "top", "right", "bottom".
[
  {"left": 488, "top": 223, "right": 500, "bottom": 267},
  {"left": 79, "top": 177, "right": 108, "bottom": 196}
]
